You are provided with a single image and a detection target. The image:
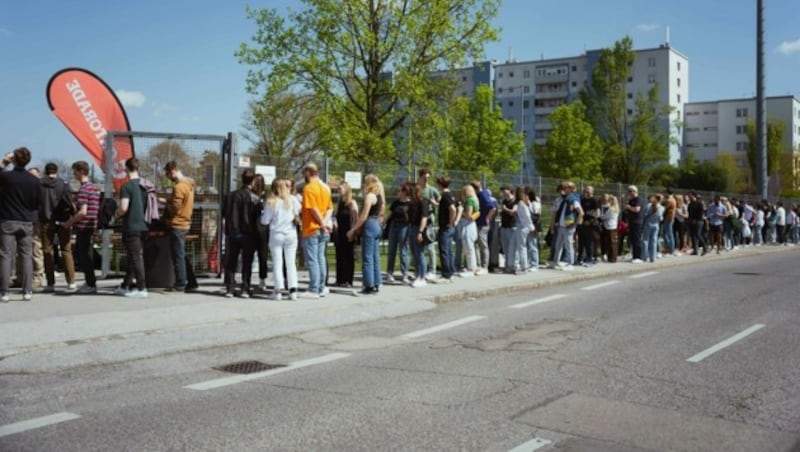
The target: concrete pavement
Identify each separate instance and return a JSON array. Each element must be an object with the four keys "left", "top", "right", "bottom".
[{"left": 0, "top": 244, "right": 796, "bottom": 372}]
